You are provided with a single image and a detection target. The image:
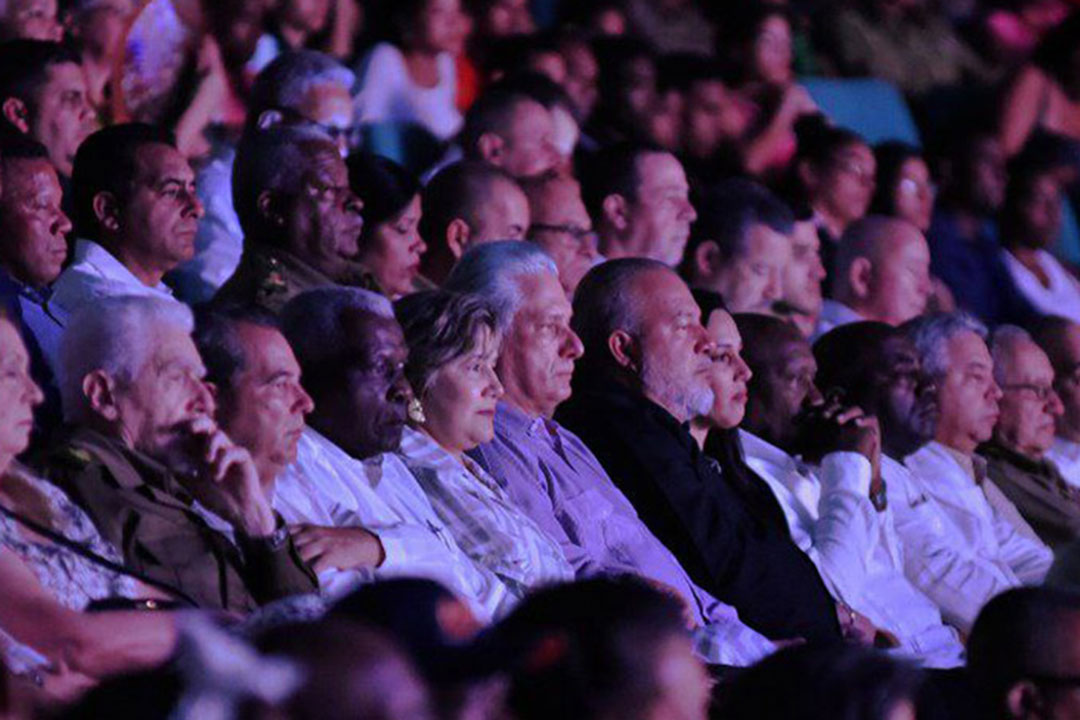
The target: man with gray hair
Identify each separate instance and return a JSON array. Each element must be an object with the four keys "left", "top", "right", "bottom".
[
  {"left": 894, "top": 313, "right": 1052, "bottom": 631},
  {"left": 450, "top": 242, "right": 776, "bottom": 666},
  {"left": 46, "top": 296, "right": 317, "bottom": 611},
  {"left": 814, "top": 216, "right": 932, "bottom": 339},
  {"left": 173, "top": 50, "right": 358, "bottom": 302},
  {"left": 214, "top": 124, "right": 366, "bottom": 313},
  {"left": 556, "top": 259, "right": 843, "bottom": 644},
  {"left": 979, "top": 326, "right": 1080, "bottom": 548},
  {"left": 273, "top": 287, "right": 515, "bottom": 618}
]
